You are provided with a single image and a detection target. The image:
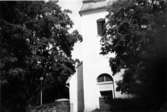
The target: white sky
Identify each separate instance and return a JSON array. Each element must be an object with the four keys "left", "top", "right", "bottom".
[
  {"left": 58, "top": 0, "right": 83, "bottom": 59},
  {"left": 58, "top": 0, "right": 82, "bottom": 31}
]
